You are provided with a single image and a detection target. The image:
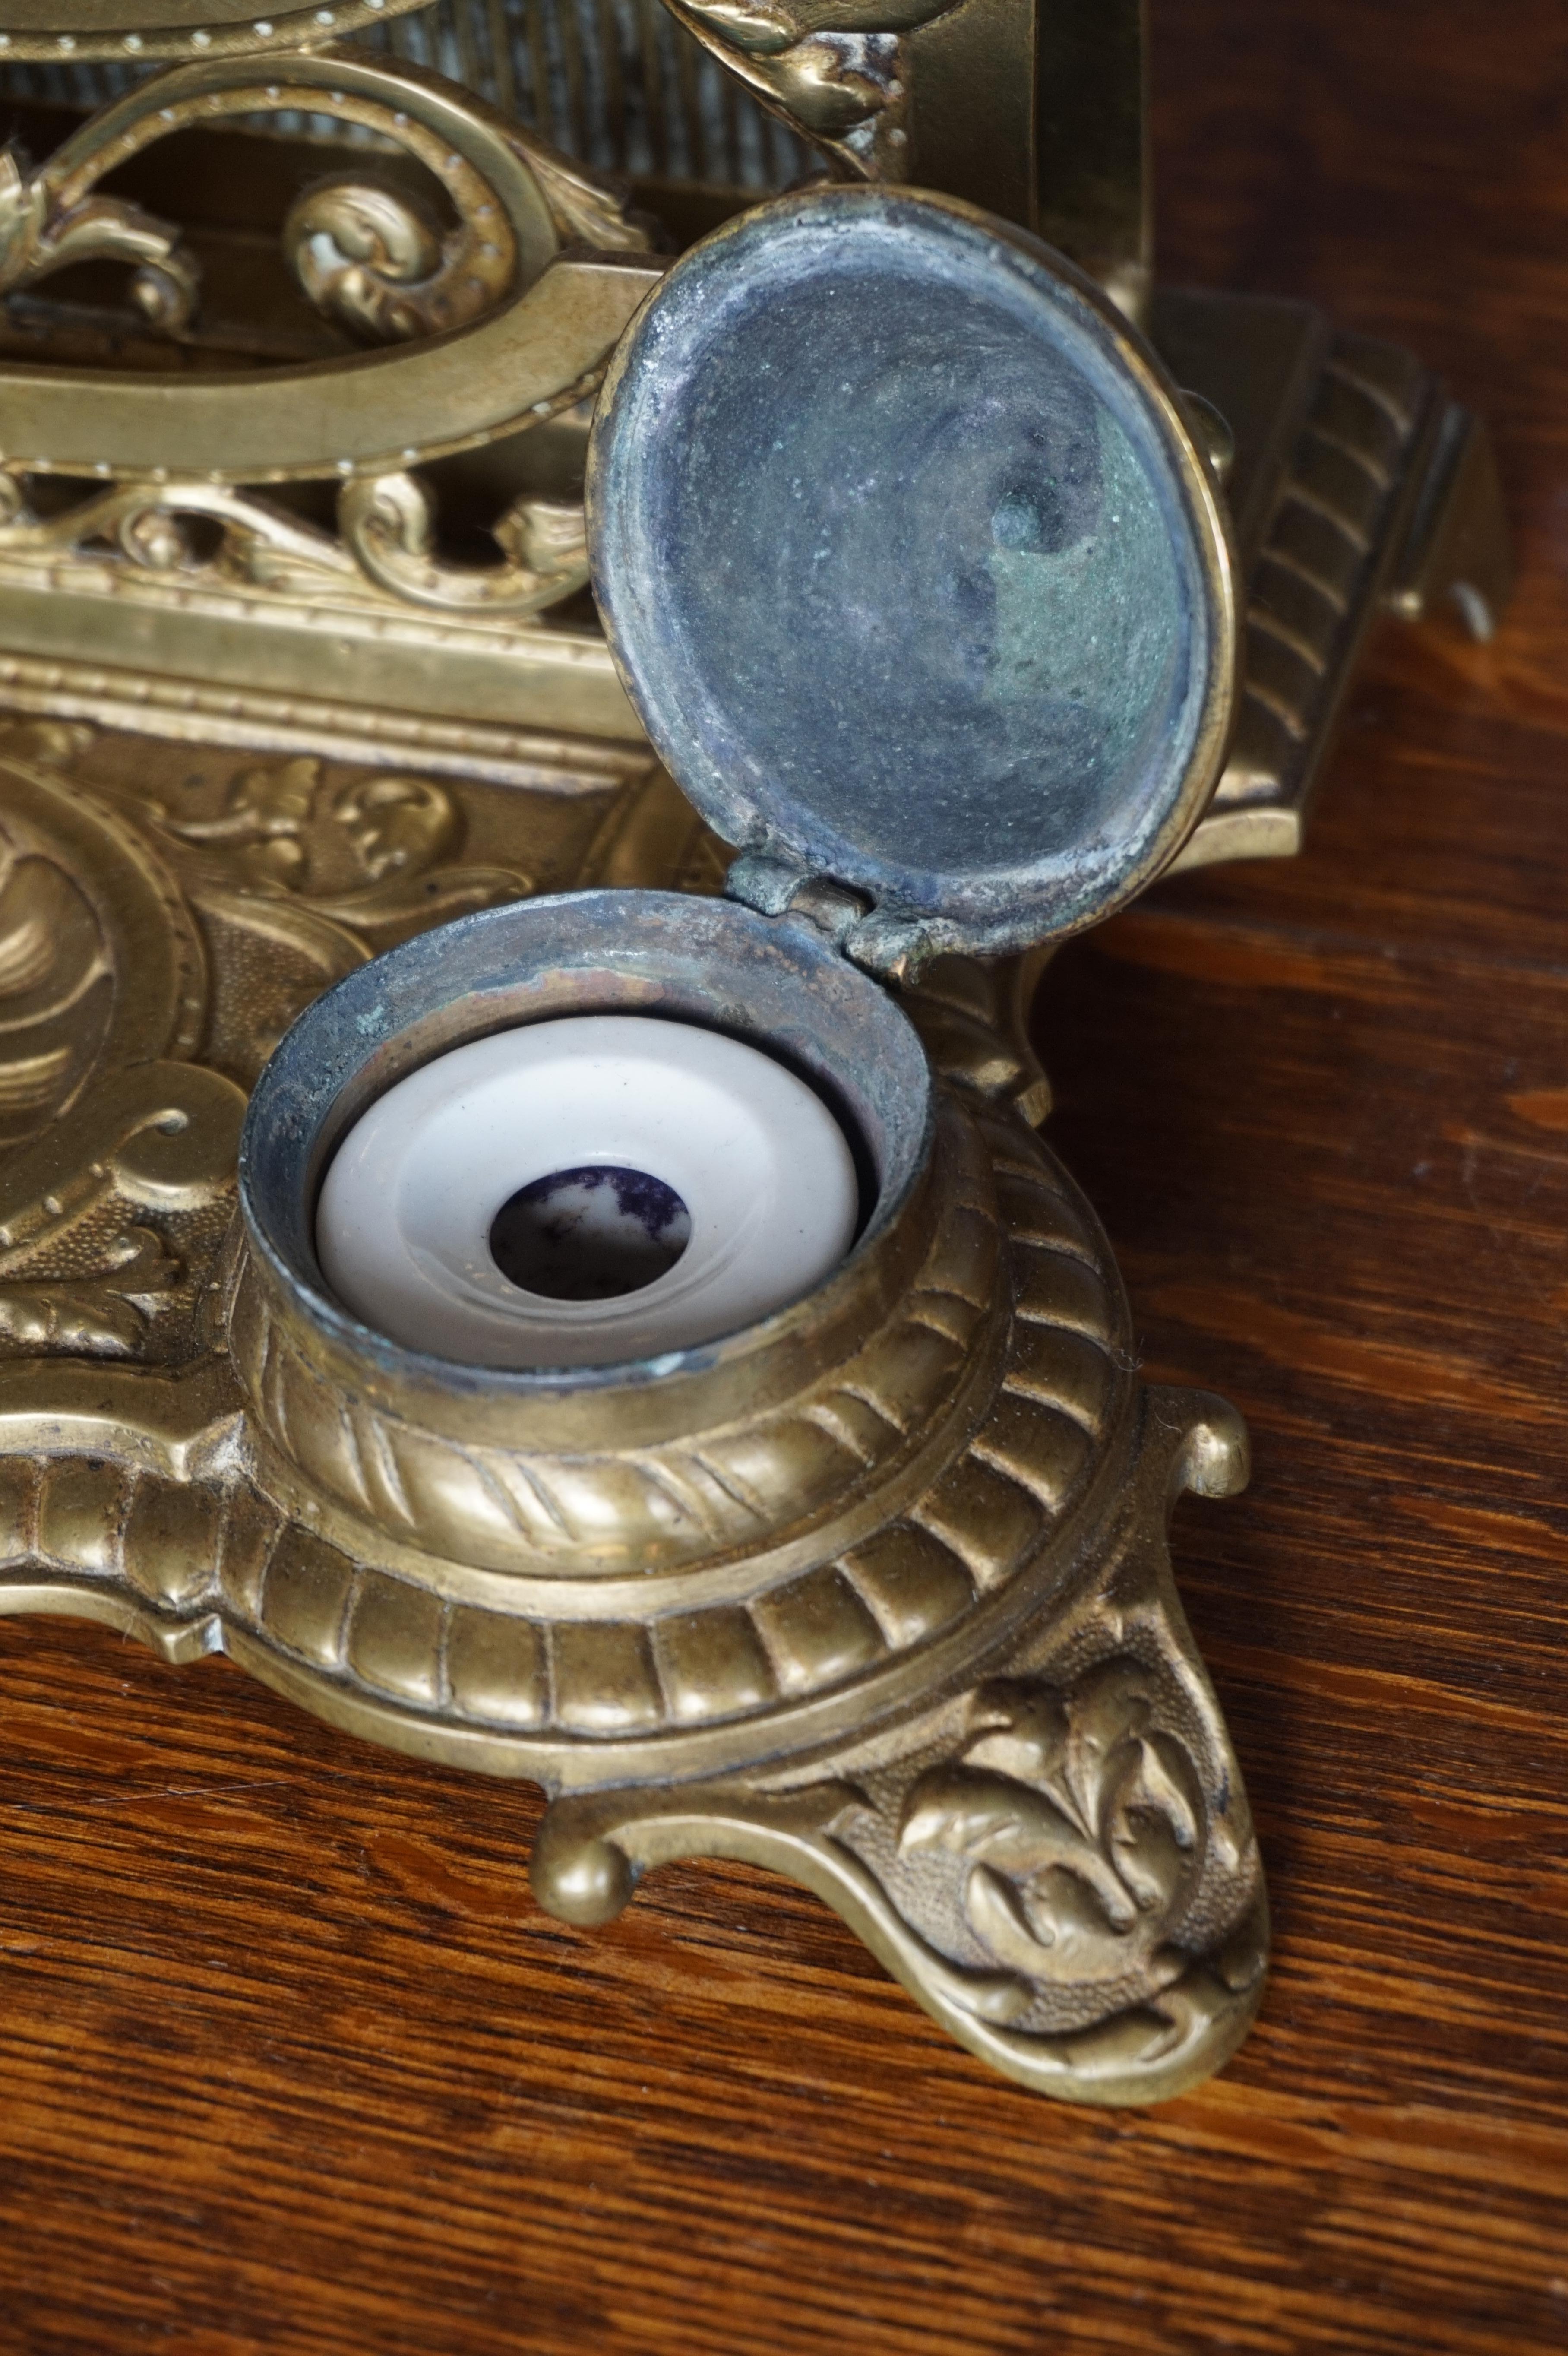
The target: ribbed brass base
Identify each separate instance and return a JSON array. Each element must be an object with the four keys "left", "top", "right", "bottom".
[{"left": 0, "top": 714, "right": 1264, "bottom": 2103}]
